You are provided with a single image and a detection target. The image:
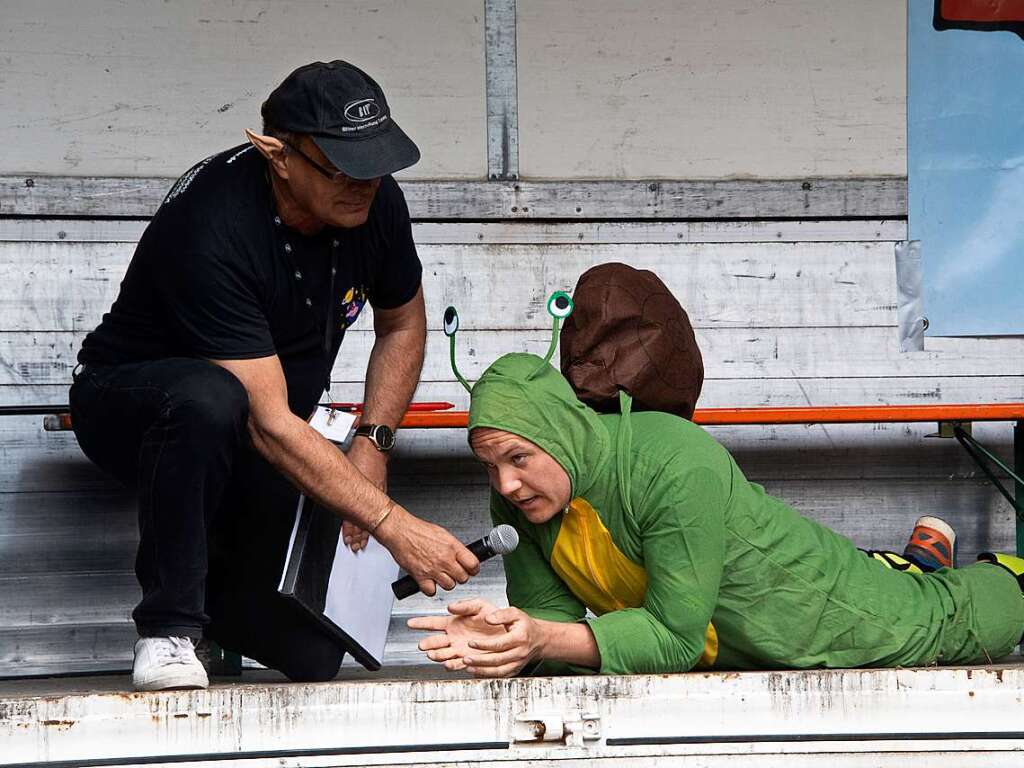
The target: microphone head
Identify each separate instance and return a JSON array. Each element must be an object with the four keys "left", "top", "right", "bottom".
[{"left": 488, "top": 524, "right": 519, "bottom": 555}]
